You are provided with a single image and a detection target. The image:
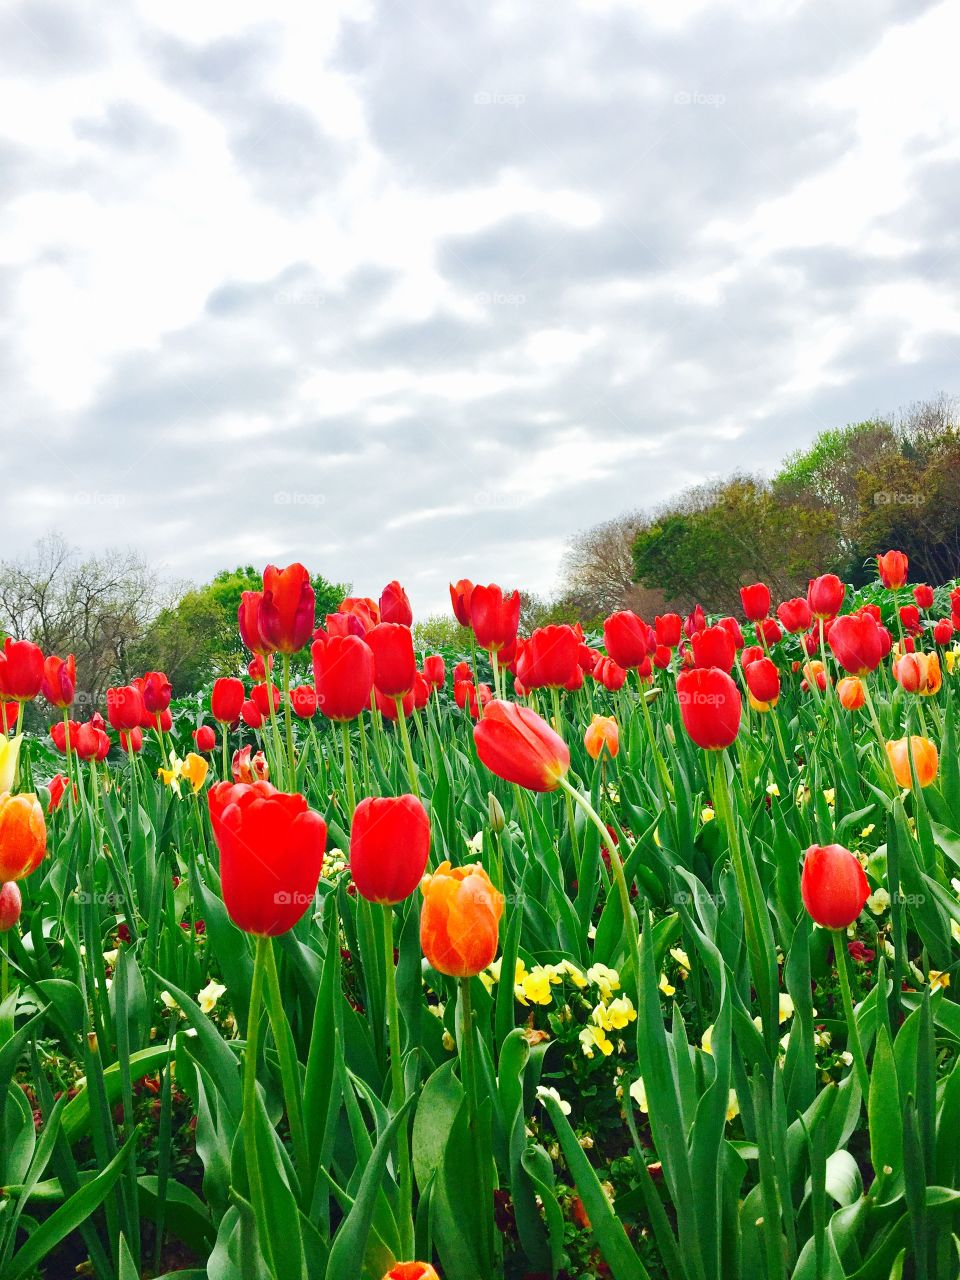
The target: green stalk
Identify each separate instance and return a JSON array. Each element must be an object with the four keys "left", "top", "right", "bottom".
[
  {"left": 550, "top": 687, "right": 581, "bottom": 877},
  {"left": 394, "top": 697, "right": 421, "bottom": 798},
  {"left": 339, "top": 720, "right": 356, "bottom": 815},
  {"left": 382, "top": 906, "right": 414, "bottom": 1258},
  {"left": 637, "top": 673, "right": 675, "bottom": 799},
  {"left": 459, "top": 977, "right": 495, "bottom": 1276},
  {"left": 263, "top": 658, "right": 286, "bottom": 788},
  {"left": 243, "top": 936, "right": 273, "bottom": 1269},
  {"left": 832, "top": 929, "right": 870, "bottom": 1098},
  {"left": 221, "top": 724, "right": 229, "bottom": 782},
  {"left": 262, "top": 937, "right": 310, "bottom": 1187},
  {"left": 281, "top": 652, "right": 296, "bottom": 784}
]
